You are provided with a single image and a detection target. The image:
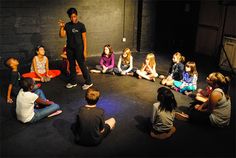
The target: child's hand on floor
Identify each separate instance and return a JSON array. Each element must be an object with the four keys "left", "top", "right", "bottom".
[{"left": 7, "top": 98, "right": 13, "bottom": 104}]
